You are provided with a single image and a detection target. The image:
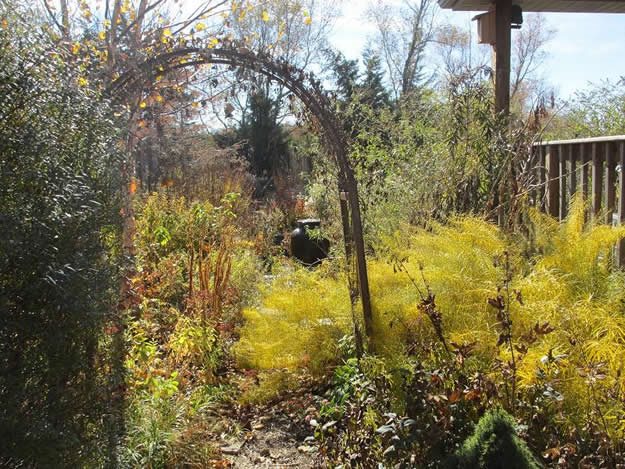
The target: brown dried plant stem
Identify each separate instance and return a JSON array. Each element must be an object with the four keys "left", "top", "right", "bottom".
[
  {"left": 189, "top": 237, "right": 232, "bottom": 323},
  {"left": 489, "top": 251, "right": 517, "bottom": 412}
]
